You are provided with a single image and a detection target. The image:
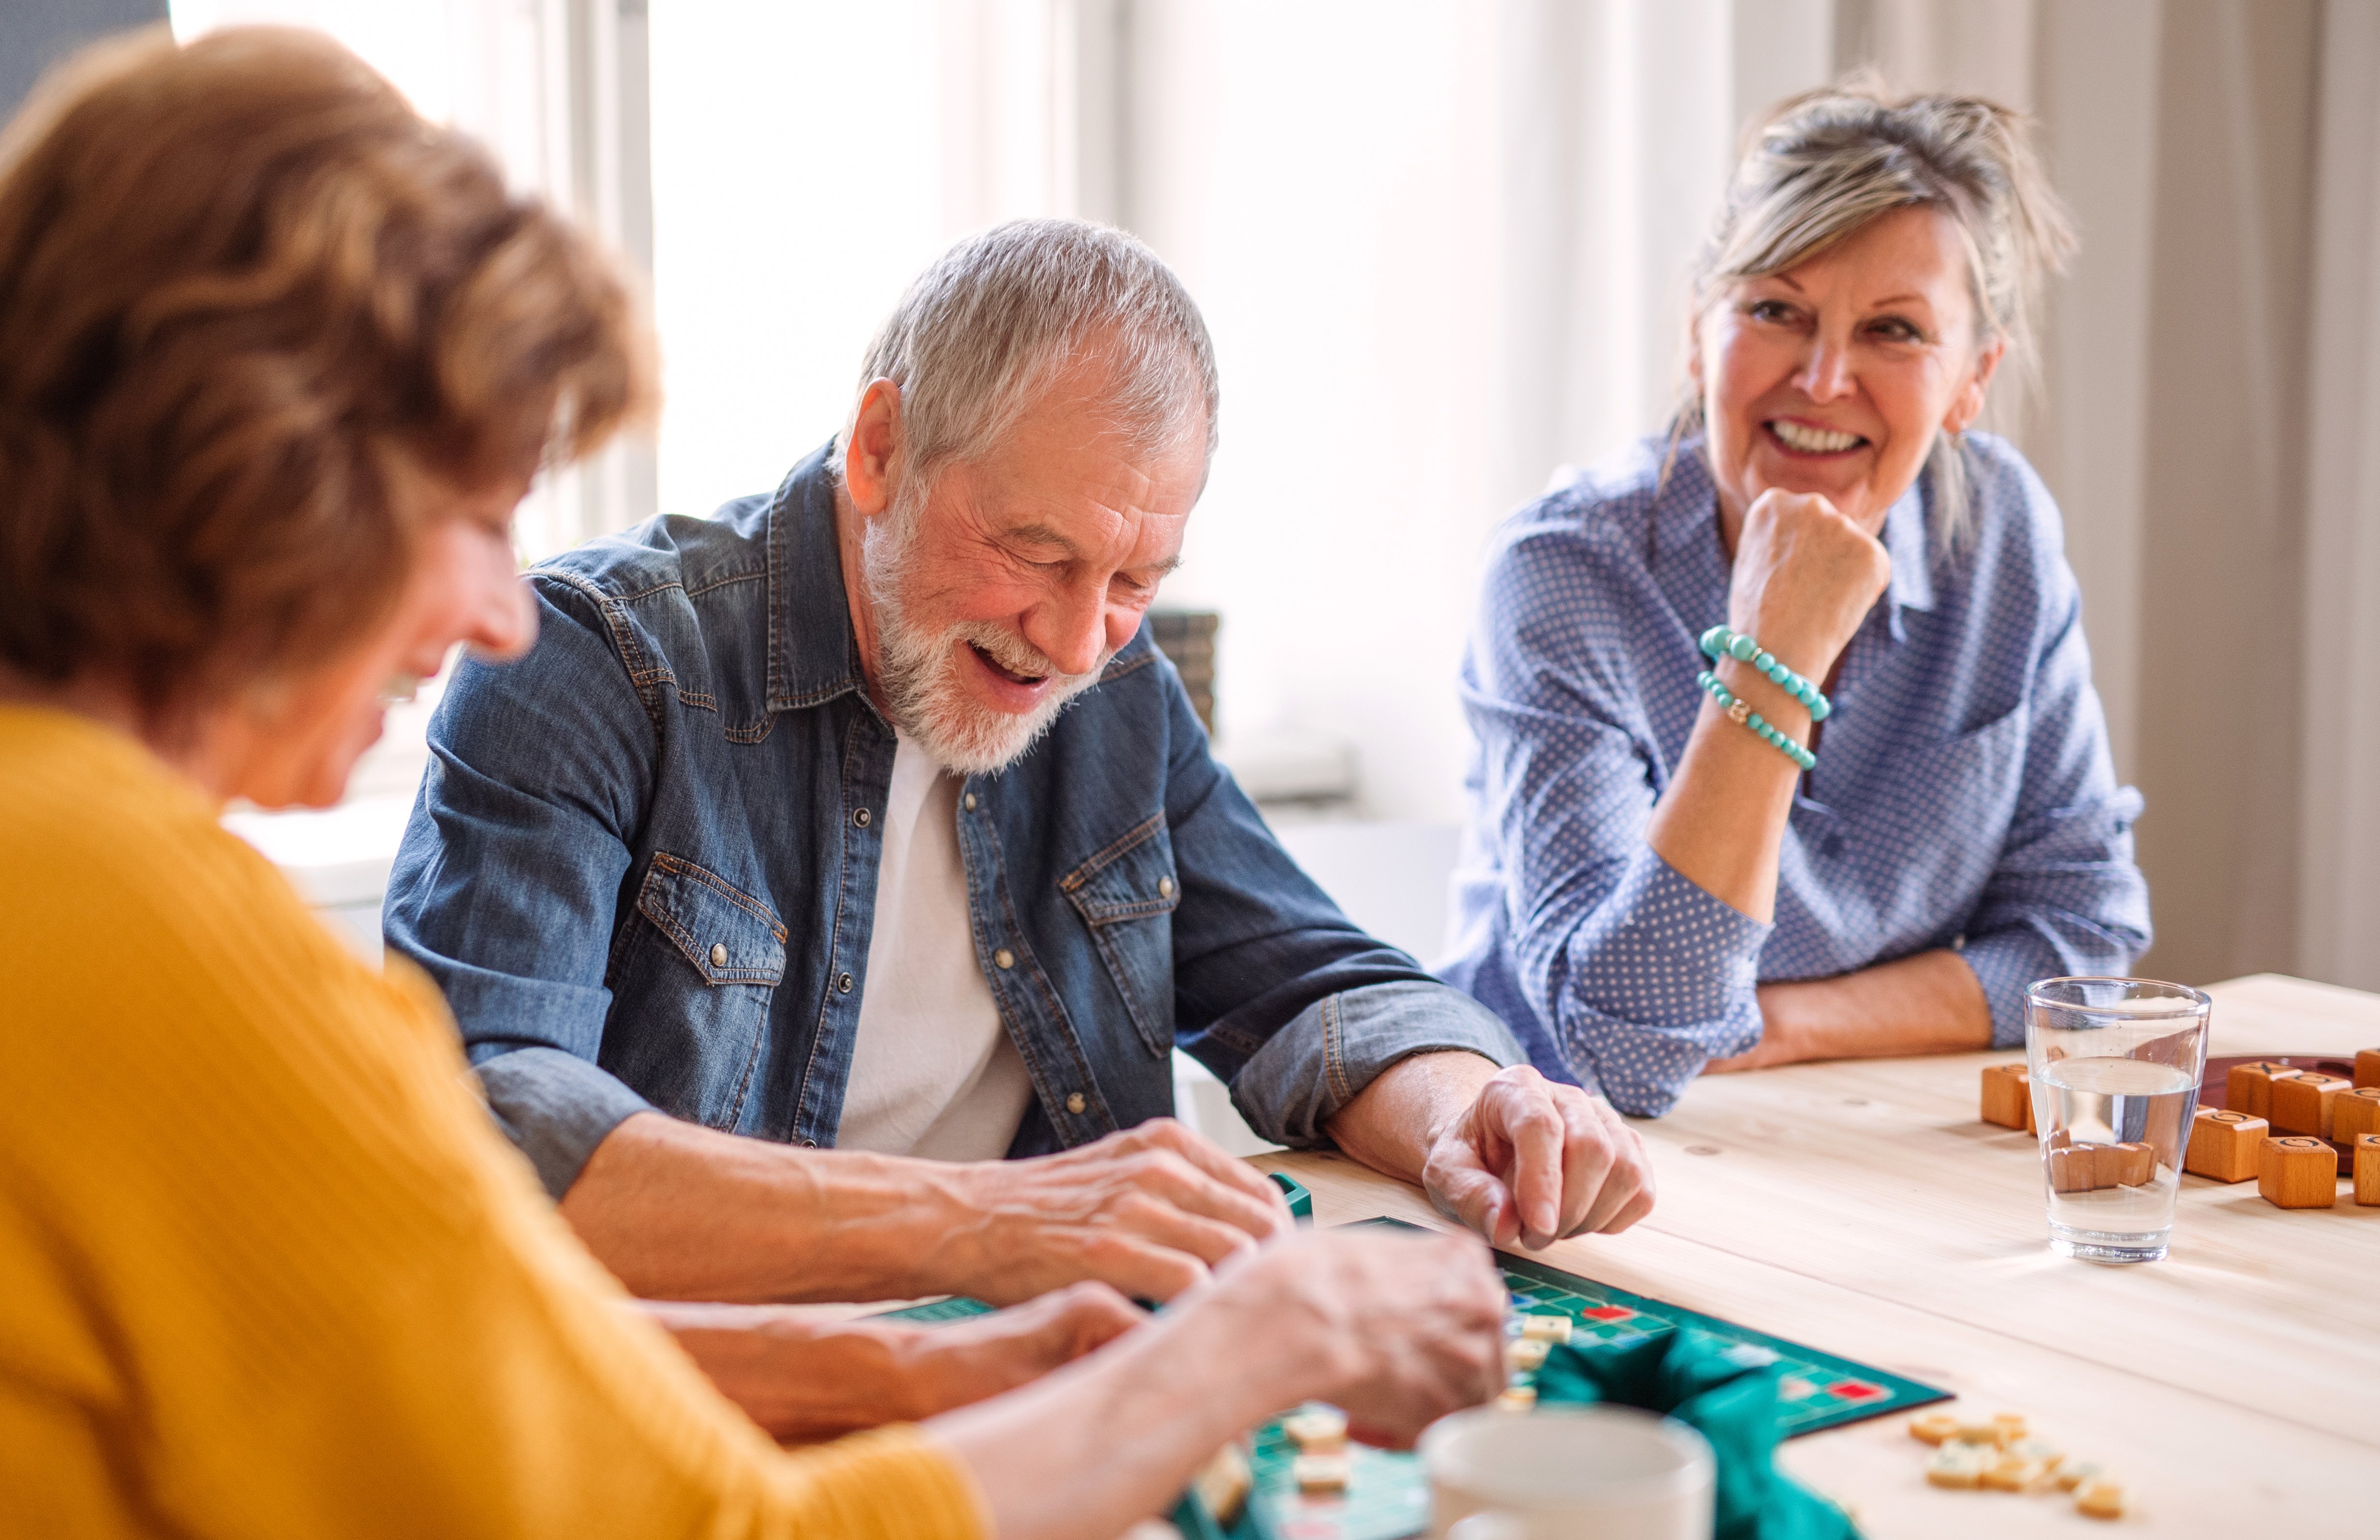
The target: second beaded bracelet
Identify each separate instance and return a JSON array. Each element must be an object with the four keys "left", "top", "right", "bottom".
[
  {"left": 1697, "top": 670, "right": 1817, "bottom": 771},
  {"left": 1698, "top": 625, "right": 1832, "bottom": 722}
]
